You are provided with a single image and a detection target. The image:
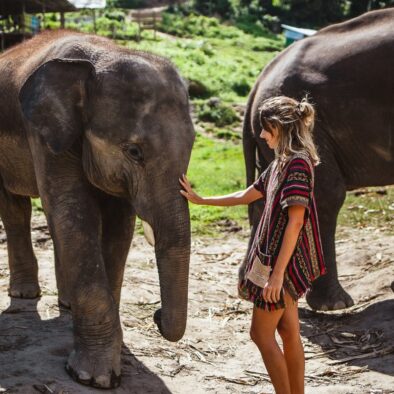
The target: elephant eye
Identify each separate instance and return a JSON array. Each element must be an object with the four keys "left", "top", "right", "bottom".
[{"left": 122, "top": 143, "right": 144, "bottom": 163}]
